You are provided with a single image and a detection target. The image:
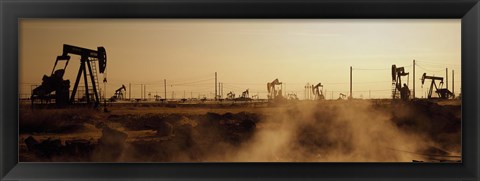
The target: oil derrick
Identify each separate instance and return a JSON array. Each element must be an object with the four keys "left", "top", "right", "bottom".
[
  {"left": 32, "top": 44, "right": 107, "bottom": 108},
  {"left": 421, "top": 73, "right": 454, "bottom": 99},
  {"left": 109, "top": 85, "right": 126, "bottom": 102},
  {"left": 267, "top": 78, "right": 283, "bottom": 101},
  {"left": 312, "top": 83, "right": 325, "bottom": 100},
  {"left": 391, "top": 65, "right": 410, "bottom": 101}
]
